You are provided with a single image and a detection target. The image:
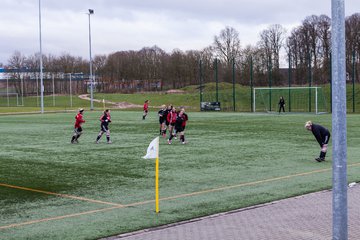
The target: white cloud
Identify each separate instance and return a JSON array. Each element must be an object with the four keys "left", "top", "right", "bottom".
[{"left": 0, "top": 0, "right": 359, "bottom": 64}]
